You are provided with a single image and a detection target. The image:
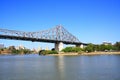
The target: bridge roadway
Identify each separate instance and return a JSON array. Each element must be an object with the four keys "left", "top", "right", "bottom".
[{"left": 0, "top": 34, "right": 87, "bottom": 45}]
